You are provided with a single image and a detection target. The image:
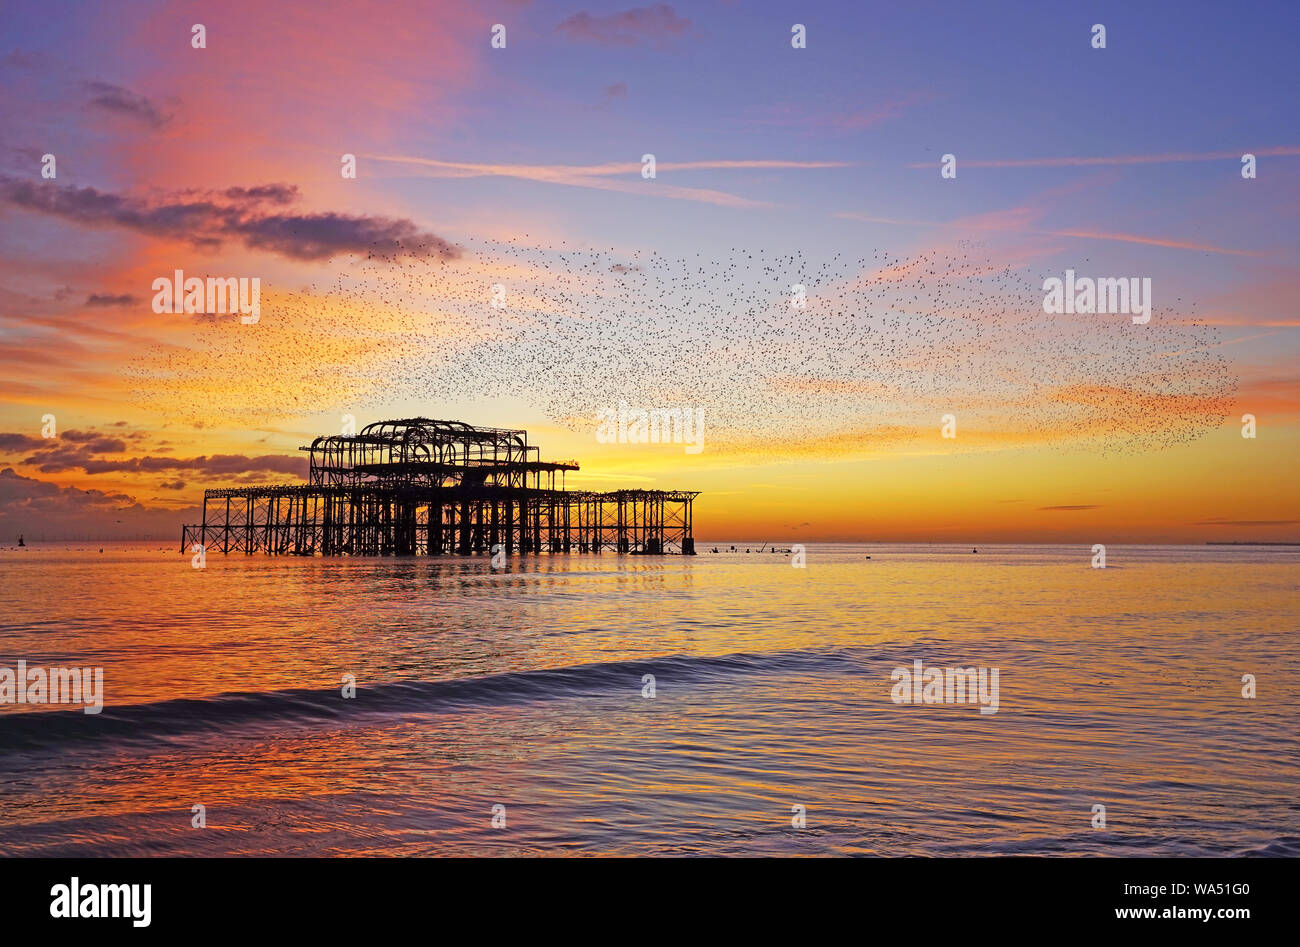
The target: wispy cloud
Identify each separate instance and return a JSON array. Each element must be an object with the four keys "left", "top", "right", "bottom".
[
  {"left": 1194, "top": 518, "right": 1298, "bottom": 526},
  {"left": 81, "top": 80, "right": 172, "bottom": 128},
  {"left": 1045, "top": 228, "right": 1262, "bottom": 256},
  {"left": 906, "top": 145, "right": 1300, "bottom": 169},
  {"left": 556, "top": 5, "right": 692, "bottom": 47},
  {"left": 366, "top": 155, "right": 850, "bottom": 208},
  {"left": 836, "top": 210, "right": 1262, "bottom": 257},
  {"left": 1157, "top": 331, "right": 1280, "bottom": 359},
  {"left": 599, "top": 81, "right": 629, "bottom": 105}
]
